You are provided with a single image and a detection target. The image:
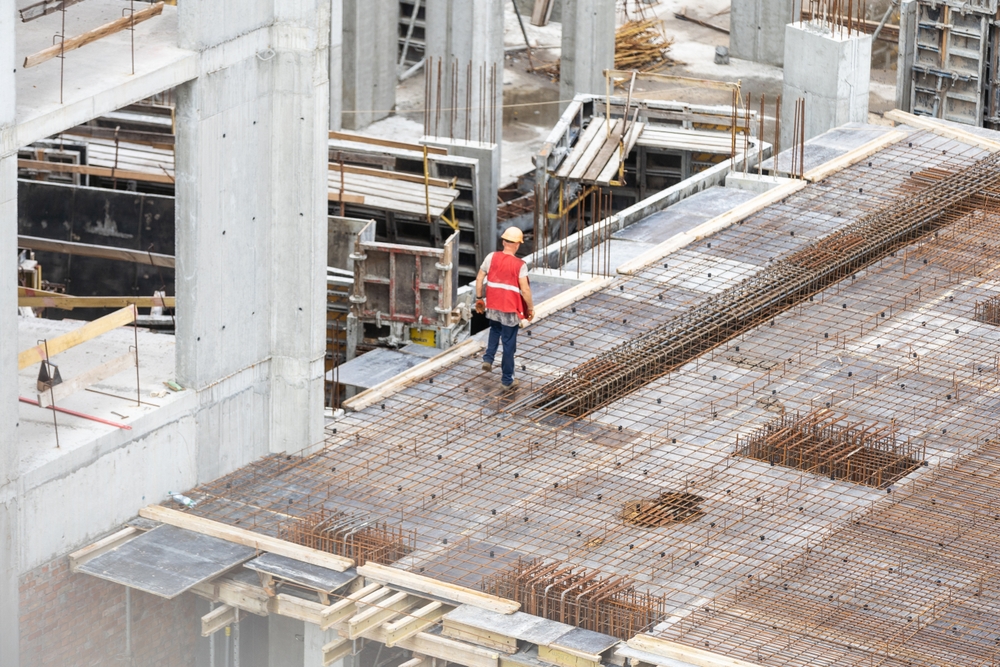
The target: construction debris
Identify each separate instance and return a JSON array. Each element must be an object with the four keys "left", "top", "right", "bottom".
[{"left": 533, "top": 19, "right": 675, "bottom": 79}]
